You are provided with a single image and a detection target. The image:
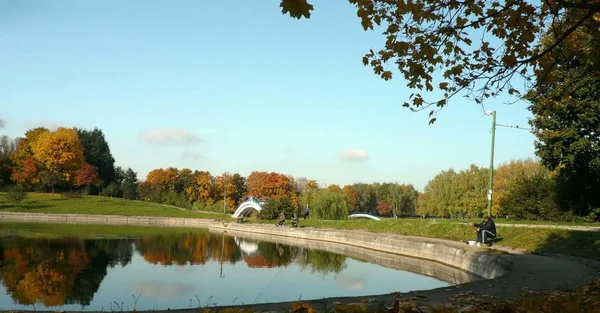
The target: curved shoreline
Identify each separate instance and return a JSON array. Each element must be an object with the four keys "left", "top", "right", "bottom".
[{"left": 1, "top": 212, "right": 599, "bottom": 312}]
